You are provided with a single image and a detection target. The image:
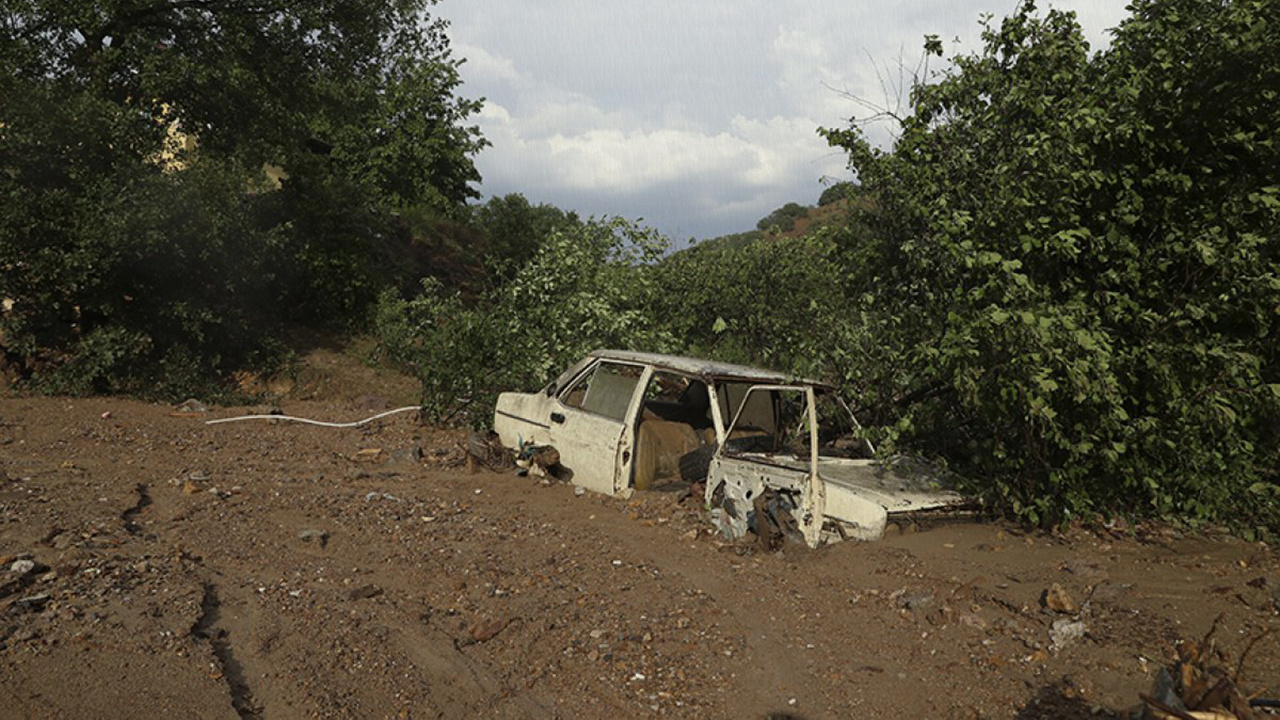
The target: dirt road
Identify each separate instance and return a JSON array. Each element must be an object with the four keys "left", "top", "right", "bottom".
[{"left": 2, "top": 395, "right": 1277, "bottom": 718}]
